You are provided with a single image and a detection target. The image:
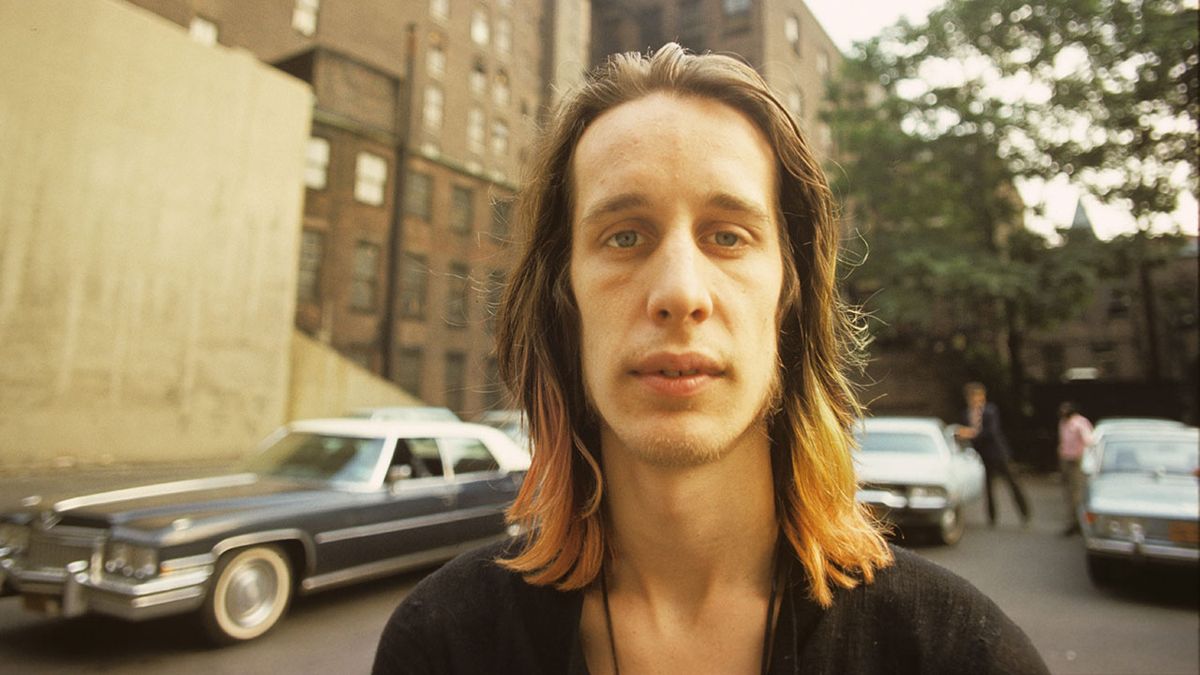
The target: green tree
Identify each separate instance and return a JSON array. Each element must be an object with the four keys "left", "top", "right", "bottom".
[{"left": 829, "top": 0, "right": 1196, "bottom": 396}]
